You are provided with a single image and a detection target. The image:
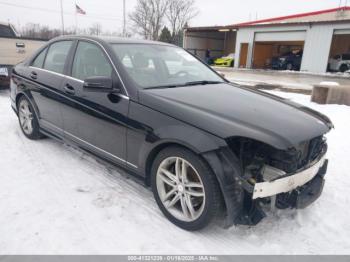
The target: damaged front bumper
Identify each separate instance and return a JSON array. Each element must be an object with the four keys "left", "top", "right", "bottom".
[
  {"left": 237, "top": 154, "right": 328, "bottom": 226},
  {"left": 252, "top": 154, "right": 327, "bottom": 200},
  {"left": 202, "top": 144, "right": 329, "bottom": 228}
]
